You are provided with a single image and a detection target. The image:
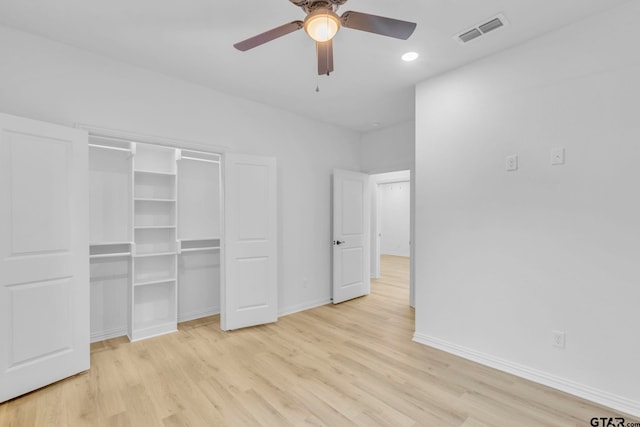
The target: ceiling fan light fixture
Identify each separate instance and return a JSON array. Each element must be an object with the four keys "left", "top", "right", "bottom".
[{"left": 304, "top": 9, "right": 341, "bottom": 42}]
